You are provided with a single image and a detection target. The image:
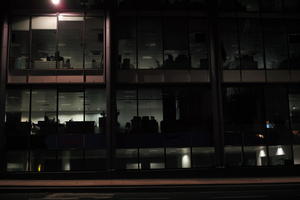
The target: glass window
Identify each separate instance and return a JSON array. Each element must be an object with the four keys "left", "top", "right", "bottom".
[
  {"left": 6, "top": 89, "right": 30, "bottom": 123},
  {"left": 189, "top": 19, "right": 209, "bottom": 69},
  {"left": 288, "top": 20, "right": 300, "bottom": 70},
  {"left": 140, "top": 148, "right": 165, "bottom": 169},
  {"left": 244, "top": 146, "right": 268, "bottom": 166},
  {"left": 166, "top": 147, "right": 191, "bottom": 169},
  {"left": 58, "top": 150, "right": 83, "bottom": 171},
  {"left": 165, "top": 0, "right": 189, "bottom": 9},
  {"left": 239, "top": 19, "right": 264, "bottom": 69},
  {"left": 223, "top": 87, "right": 266, "bottom": 166},
  {"left": 269, "top": 145, "right": 293, "bottom": 166},
  {"left": 118, "top": 0, "right": 135, "bottom": 8},
  {"left": 189, "top": 0, "right": 207, "bottom": 10},
  {"left": 289, "top": 89, "right": 300, "bottom": 144},
  {"left": 192, "top": 147, "right": 215, "bottom": 168},
  {"left": 30, "top": 150, "right": 57, "bottom": 172},
  {"left": 138, "top": 89, "right": 163, "bottom": 134},
  {"left": 118, "top": 17, "right": 136, "bottom": 69},
  {"left": 236, "top": 0, "right": 259, "bottom": 12},
  {"left": 85, "top": 149, "right": 107, "bottom": 170},
  {"left": 224, "top": 146, "right": 242, "bottom": 167},
  {"left": 163, "top": 17, "right": 189, "bottom": 69},
  {"left": 6, "top": 151, "right": 28, "bottom": 172},
  {"left": 5, "top": 89, "right": 31, "bottom": 151},
  {"left": 284, "top": 0, "right": 300, "bottom": 12},
  {"left": 116, "top": 148, "right": 139, "bottom": 169},
  {"left": 218, "top": 0, "right": 238, "bottom": 11},
  {"left": 265, "top": 87, "right": 290, "bottom": 145},
  {"left": 138, "top": 17, "right": 163, "bottom": 69},
  {"left": 261, "top": 0, "right": 283, "bottom": 12},
  {"left": 136, "top": 0, "right": 163, "bottom": 9},
  {"left": 9, "top": 17, "right": 30, "bottom": 71},
  {"left": 85, "top": 89, "right": 106, "bottom": 134},
  {"left": 293, "top": 145, "right": 300, "bottom": 165},
  {"left": 264, "top": 20, "right": 288, "bottom": 69},
  {"left": 31, "top": 16, "right": 57, "bottom": 70},
  {"left": 117, "top": 89, "right": 137, "bottom": 134},
  {"left": 219, "top": 19, "right": 240, "bottom": 69},
  {"left": 85, "top": 16, "right": 103, "bottom": 73},
  {"left": 31, "top": 89, "right": 57, "bottom": 135},
  {"left": 58, "top": 91, "right": 84, "bottom": 134},
  {"left": 58, "top": 16, "right": 84, "bottom": 69}
]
